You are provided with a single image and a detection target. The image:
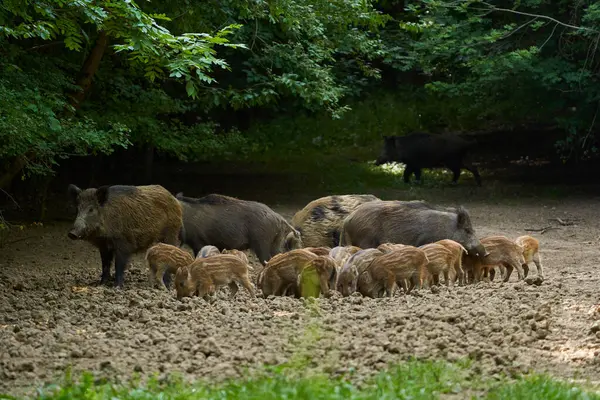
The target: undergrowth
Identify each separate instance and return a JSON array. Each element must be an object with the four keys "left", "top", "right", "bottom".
[{"left": 11, "top": 359, "right": 599, "bottom": 400}]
